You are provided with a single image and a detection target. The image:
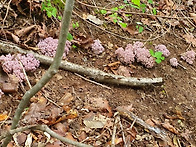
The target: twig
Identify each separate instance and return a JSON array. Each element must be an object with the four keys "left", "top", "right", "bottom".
[
  {"left": 0, "top": 40, "right": 163, "bottom": 87},
  {"left": 42, "top": 90, "right": 61, "bottom": 108},
  {"left": 116, "top": 106, "right": 169, "bottom": 141},
  {"left": 73, "top": 11, "right": 140, "bottom": 41},
  {"left": 59, "top": 0, "right": 170, "bottom": 41},
  {"left": 111, "top": 113, "right": 120, "bottom": 147},
  {"left": 130, "top": 117, "right": 136, "bottom": 130},
  {"left": 74, "top": 73, "right": 112, "bottom": 90},
  {"left": 2, "top": 0, "right": 75, "bottom": 146},
  {"left": 73, "top": 11, "right": 168, "bottom": 41},
  {"left": 76, "top": 0, "right": 195, "bottom": 20},
  {"left": 179, "top": 10, "right": 196, "bottom": 28},
  {"left": 18, "top": 61, "right": 32, "bottom": 89},
  {"left": 119, "top": 117, "right": 127, "bottom": 147},
  {"left": 0, "top": 125, "right": 93, "bottom": 147},
  {"left": 2, "top": 0, "right": 12, "bottom": 27}
]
